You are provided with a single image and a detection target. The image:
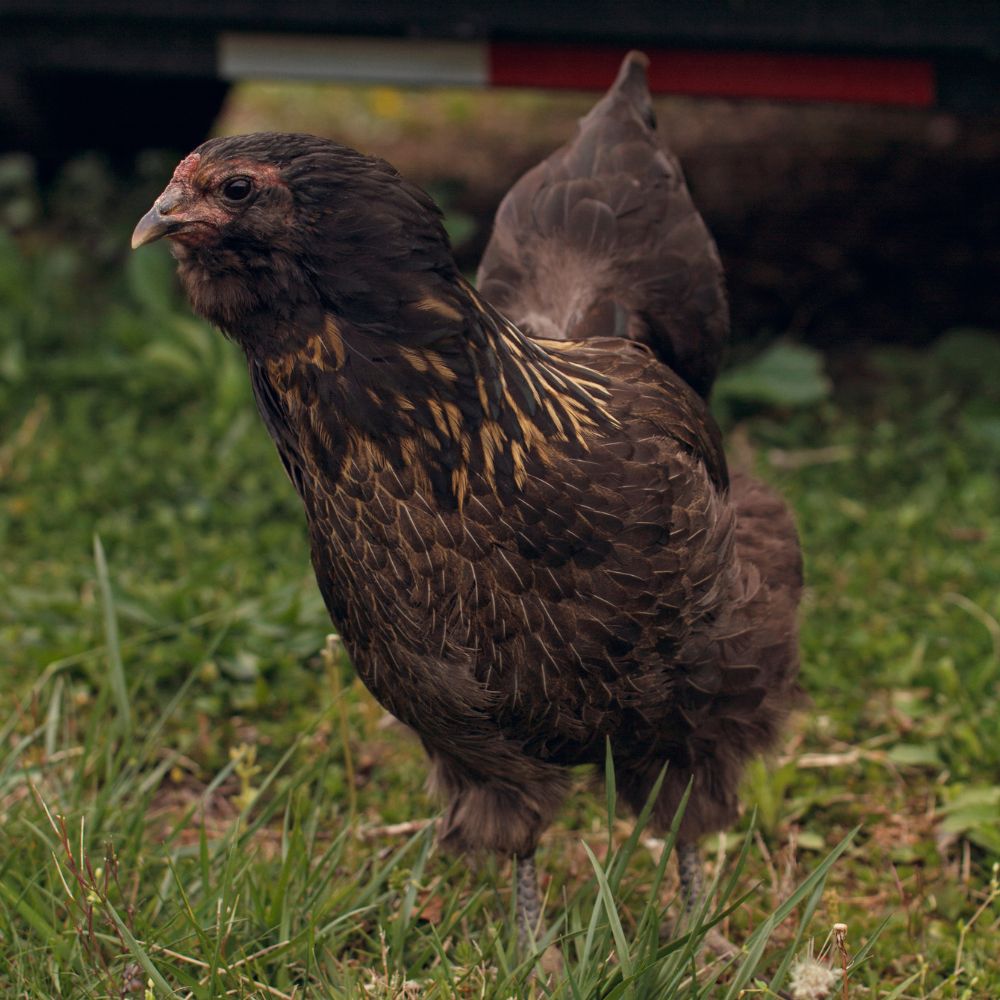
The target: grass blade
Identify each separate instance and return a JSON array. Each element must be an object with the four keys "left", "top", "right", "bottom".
[
  {"left": 92, "top": 535, "right": 132, "bottom": 735},
  {"left": 582, "top": 841, "right": 634, "bottom": 982}
]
